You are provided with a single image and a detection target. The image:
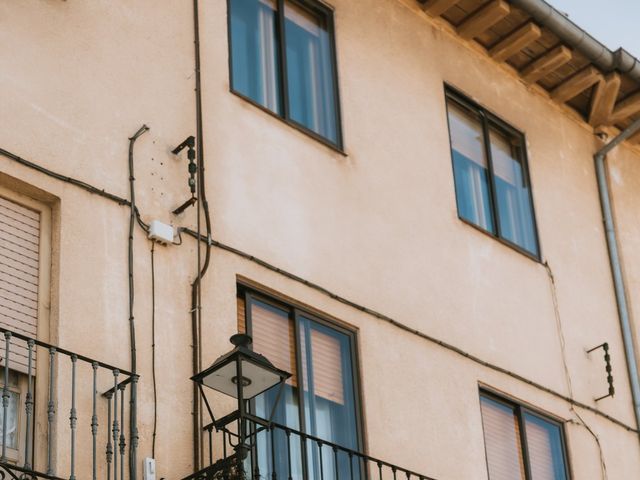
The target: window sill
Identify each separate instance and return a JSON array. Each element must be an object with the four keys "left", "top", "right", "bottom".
[
  {"left": 458, "top": 216, "right": 541, "bottom": 263},
  {"left": 229, "top": 89, "right": 348, "bottom": 157}
]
